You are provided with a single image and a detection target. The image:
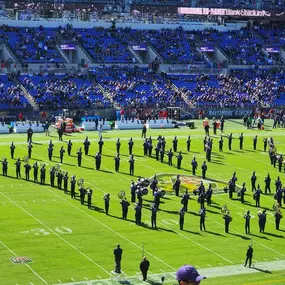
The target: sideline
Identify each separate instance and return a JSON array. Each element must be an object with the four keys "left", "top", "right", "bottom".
[{"left": 52, "top": 259, "right": 285, "bottom": 285}]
